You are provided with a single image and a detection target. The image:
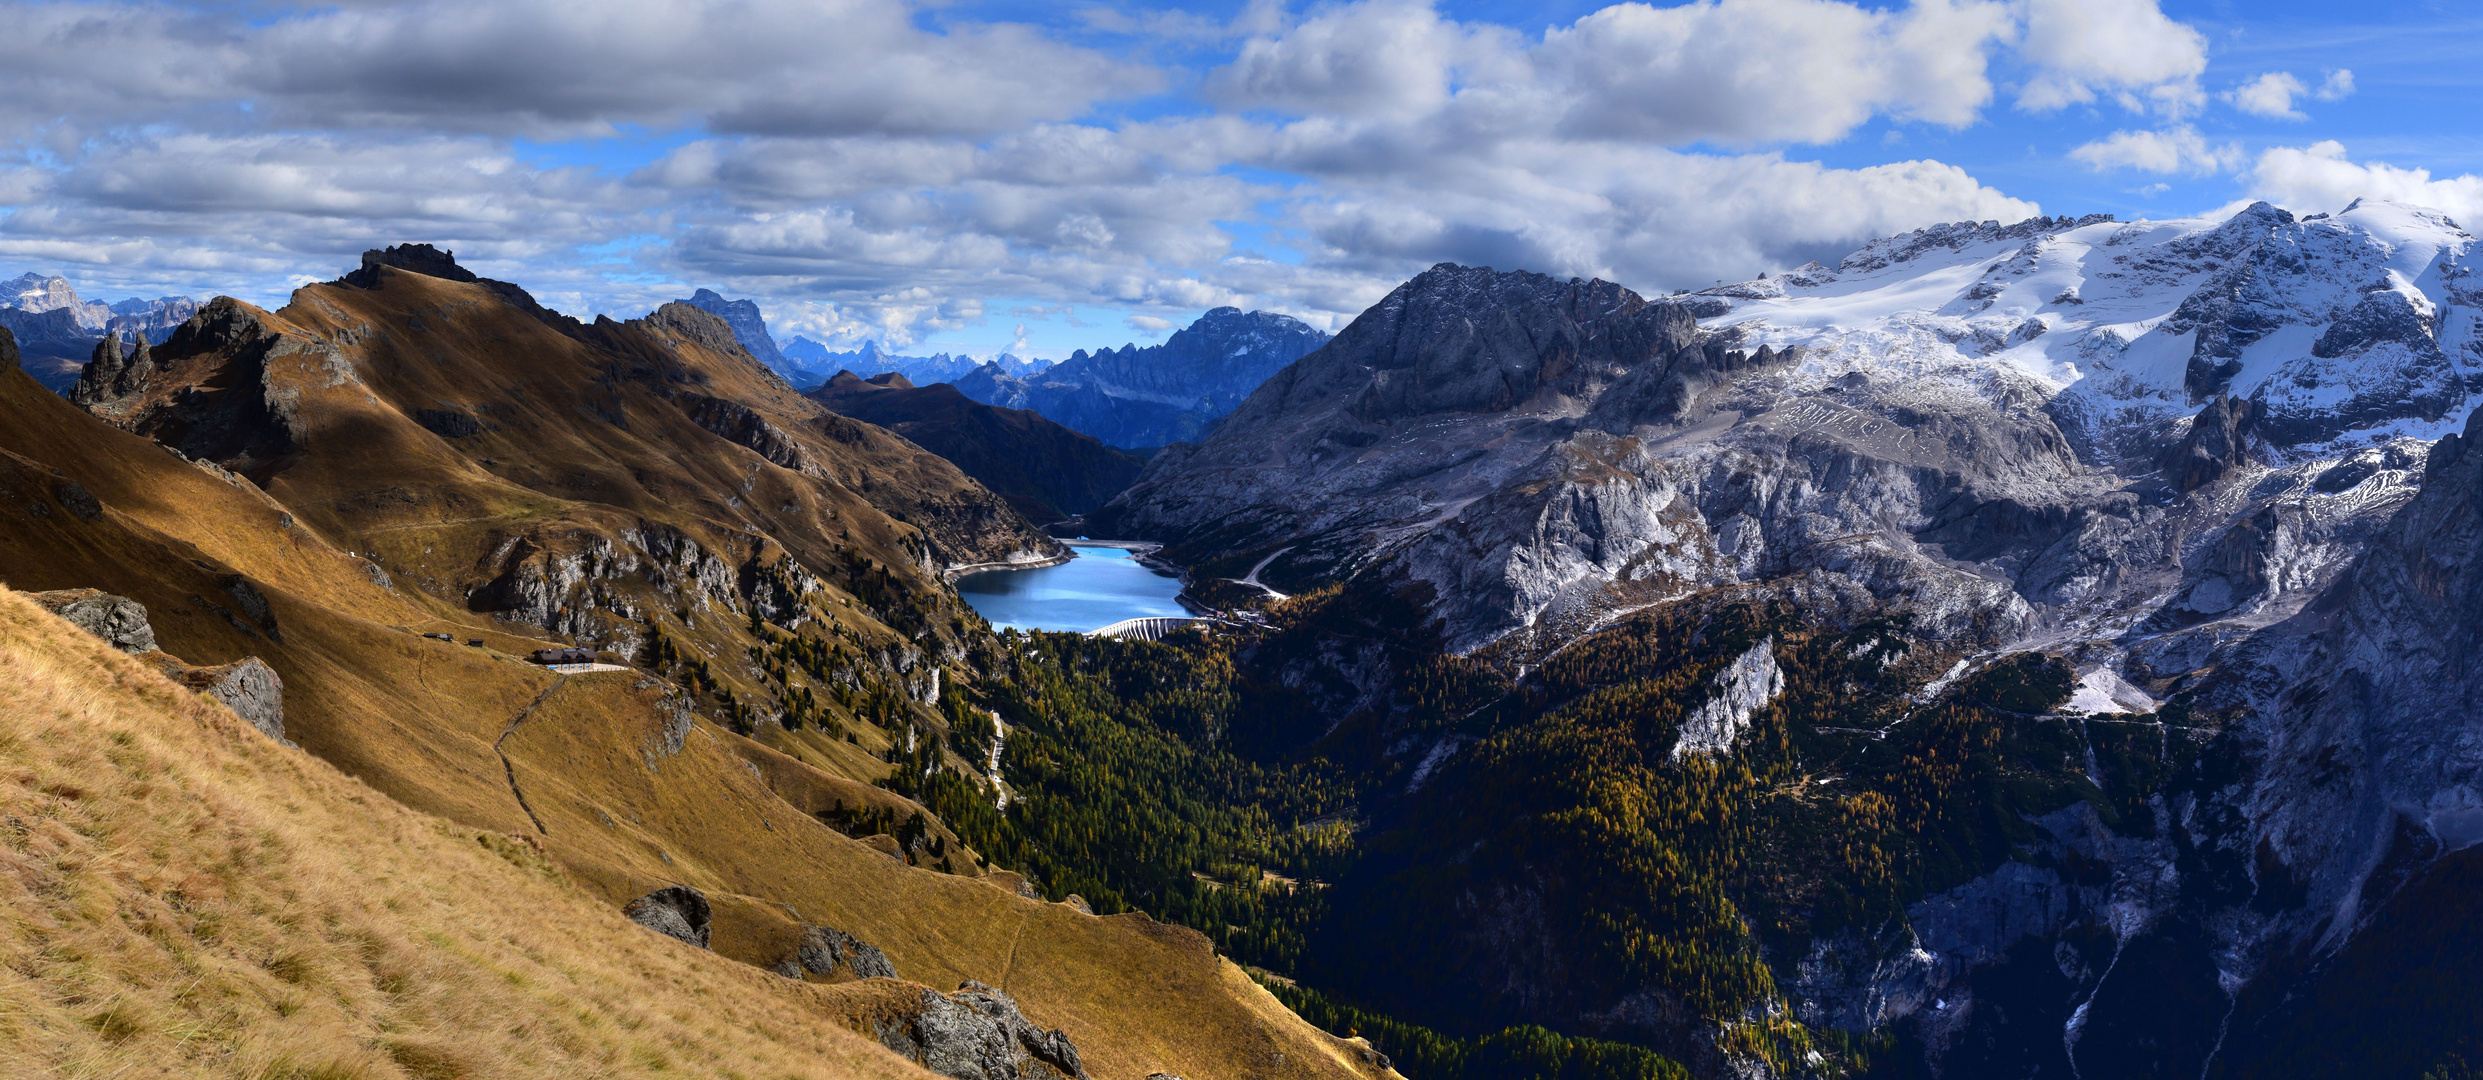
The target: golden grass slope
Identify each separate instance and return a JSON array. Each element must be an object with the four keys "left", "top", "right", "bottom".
[
  {"left": 1, "top": 339, "right": 1397, "bottom": 1080},
  {"left": 0, "top": 584, "right": 939, "bottom": 1080}
]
